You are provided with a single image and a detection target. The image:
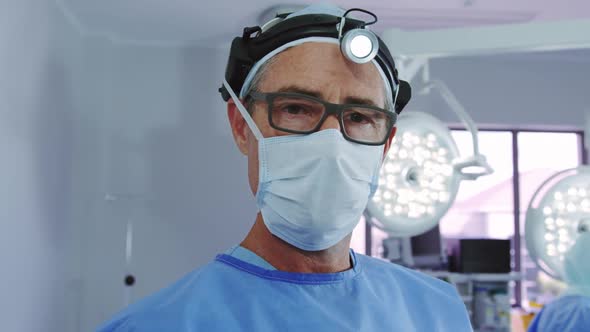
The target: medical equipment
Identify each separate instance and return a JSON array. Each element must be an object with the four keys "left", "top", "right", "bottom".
[
  {"left": 473, "top": 284, "right": 511, "bottom": 331},
  {"left": 524, "top": 117, "right": 590, "bottom": 331},
  {"left": 362, "top": 78, "right": 500, "bottom": 330},
  {"left": 410, "top": 225, "right": 447, "bottom": 269},
  {"left": 236, "top": 126, "right": 383, "bottom": 251},
  {"left": 457, "top": 239, "right": 511, "bottom": 274},
  {"left": 525, "top": 114, "right": 590, "bottom": 282},
  {"left": 427, "top": 270, "right": 521, "bottom": 331},
  {"left": 337, "top": 9, "right": 380, "bottom": 64},
  {"left": 366, "top": 80, "right": 493, "bottom": 237},
  {"left": 525, "top": 166, "right": 590, "bottom": 280},
  {"left": 218, "top": 7, "right": 412, "bottom": 115}
]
